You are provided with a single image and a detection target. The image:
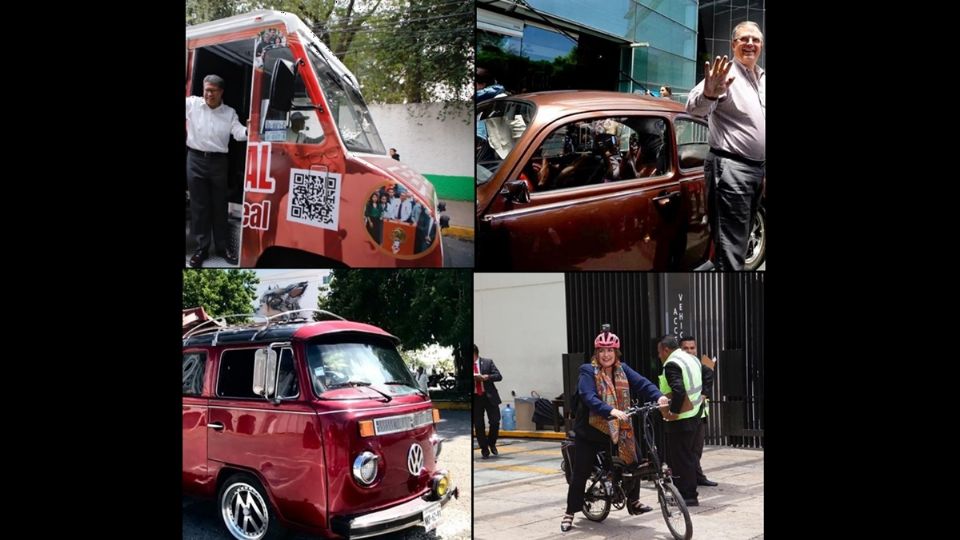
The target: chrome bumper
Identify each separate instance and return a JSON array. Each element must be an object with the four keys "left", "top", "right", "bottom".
[{"left": 330, "top": 482, "right": 459, "bottom": 539}]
